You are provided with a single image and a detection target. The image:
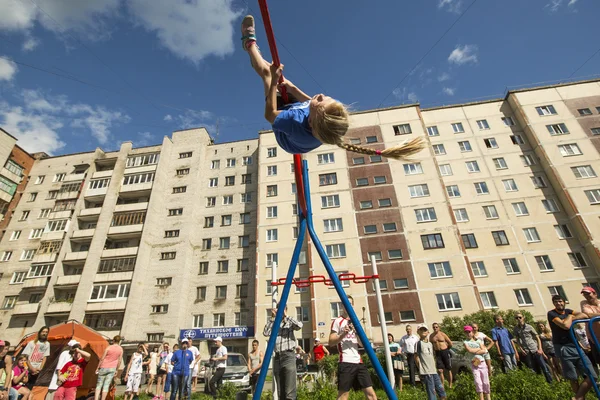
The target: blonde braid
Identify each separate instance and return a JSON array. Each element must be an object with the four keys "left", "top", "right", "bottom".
[{"left": 339, "top": 137, "right": 425, "bottom": 161}]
